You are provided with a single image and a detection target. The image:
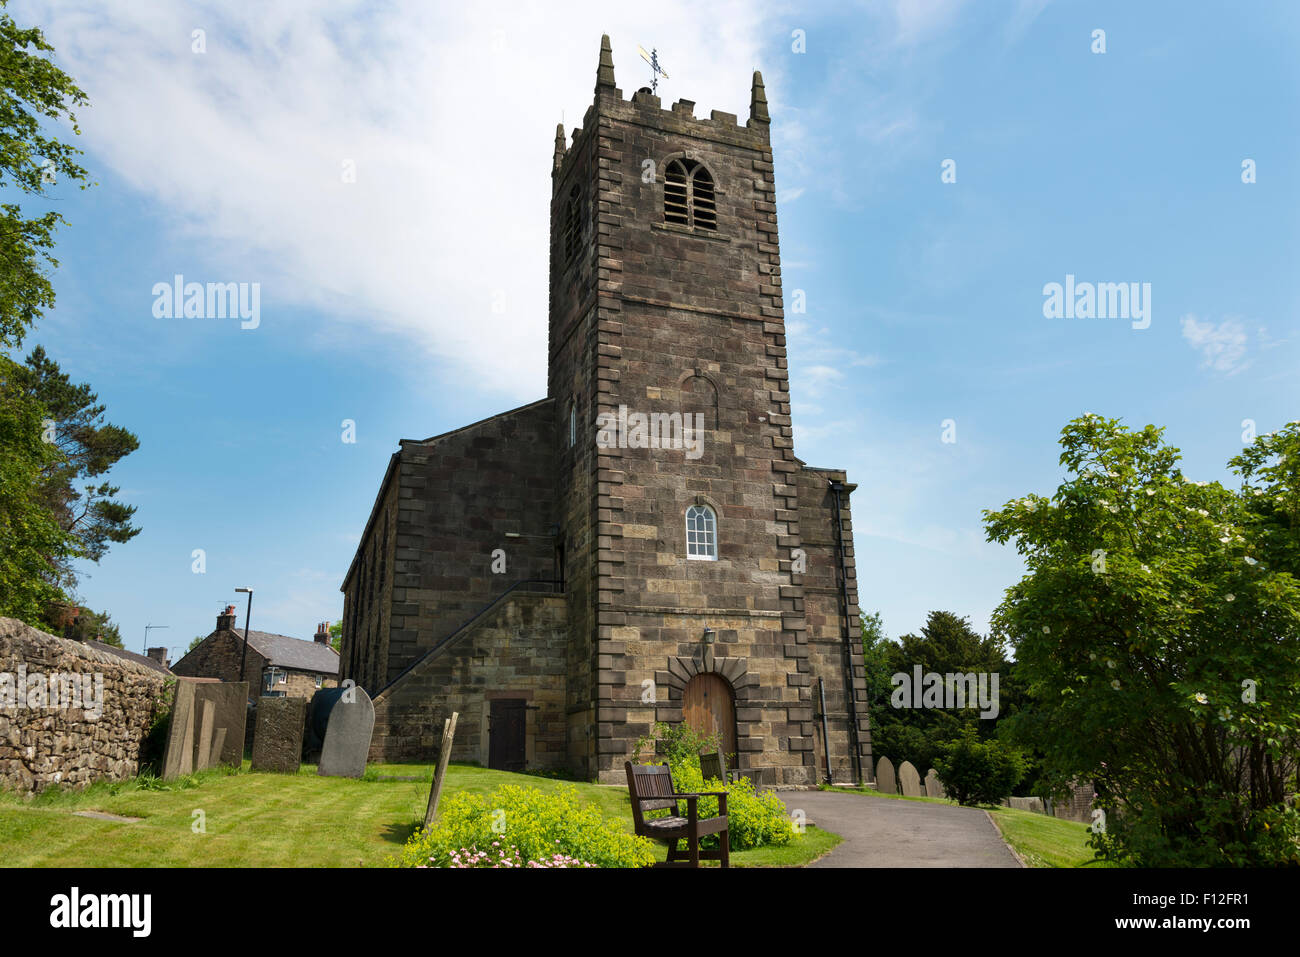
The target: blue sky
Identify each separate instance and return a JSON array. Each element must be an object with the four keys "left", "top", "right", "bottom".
[{"left": 12, "top": 0, "right": 1299, "bottom": 656}]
